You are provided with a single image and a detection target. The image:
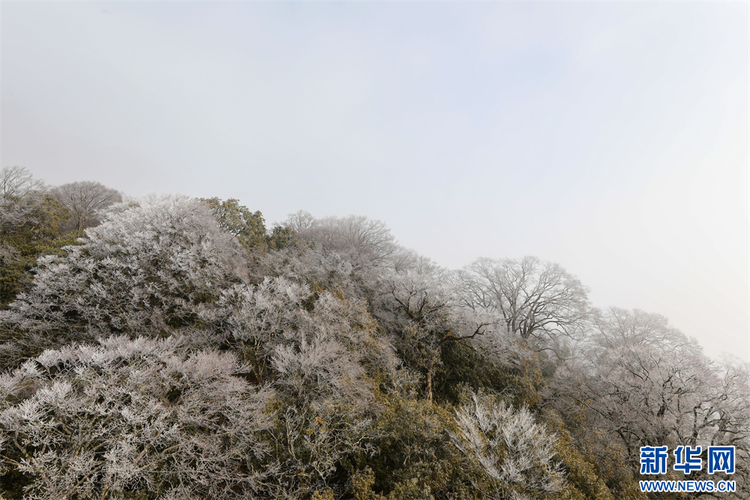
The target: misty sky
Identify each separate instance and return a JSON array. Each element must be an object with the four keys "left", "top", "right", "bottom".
[{"left": 2, "top": 1, "right": 747, "bottom": 362}]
